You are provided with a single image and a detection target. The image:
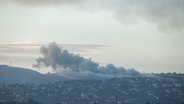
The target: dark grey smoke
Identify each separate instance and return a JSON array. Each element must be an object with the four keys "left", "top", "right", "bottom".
[
  {"left": 33, "top": 42, "right": 140, "bottom": 79},
  {"left": 2, "top": 0, "right": 184, "bottom": 32}
]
